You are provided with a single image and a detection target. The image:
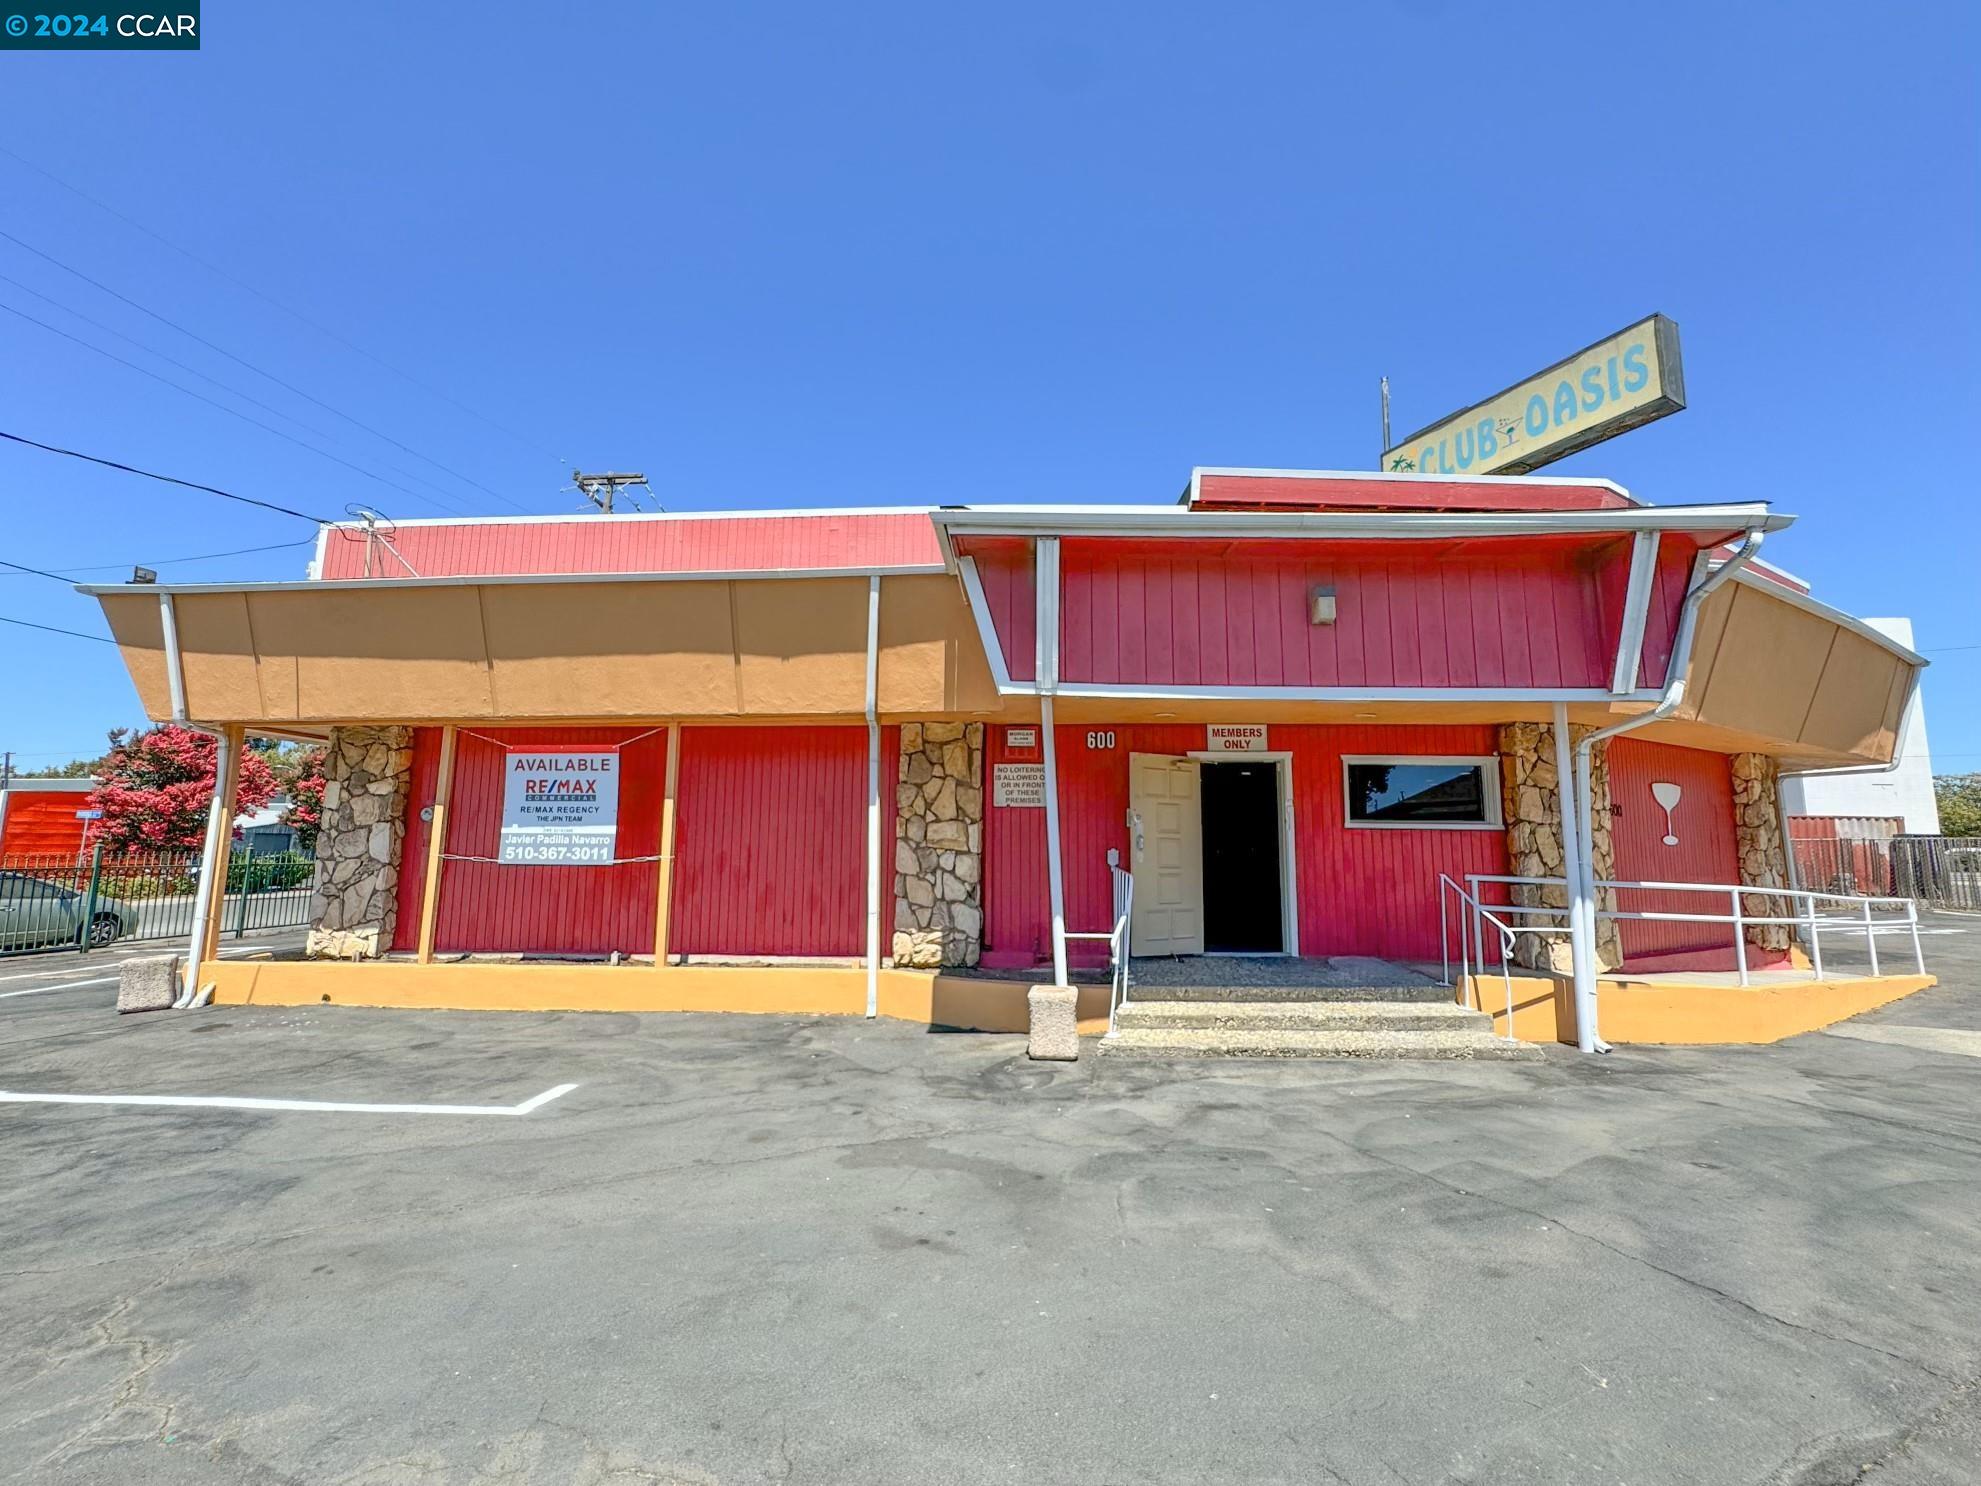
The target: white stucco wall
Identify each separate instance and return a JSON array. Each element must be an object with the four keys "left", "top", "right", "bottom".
[{"left": 1779, "top": 617, "right": 1941, "bottom": 834}]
